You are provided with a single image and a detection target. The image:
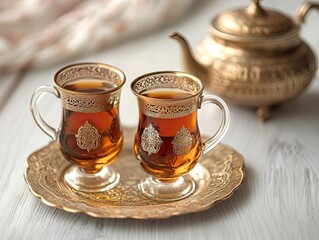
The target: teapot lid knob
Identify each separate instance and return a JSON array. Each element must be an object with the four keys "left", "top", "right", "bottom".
[{"left": 247, "top": 0, "right": 267, "bottom": 16}]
